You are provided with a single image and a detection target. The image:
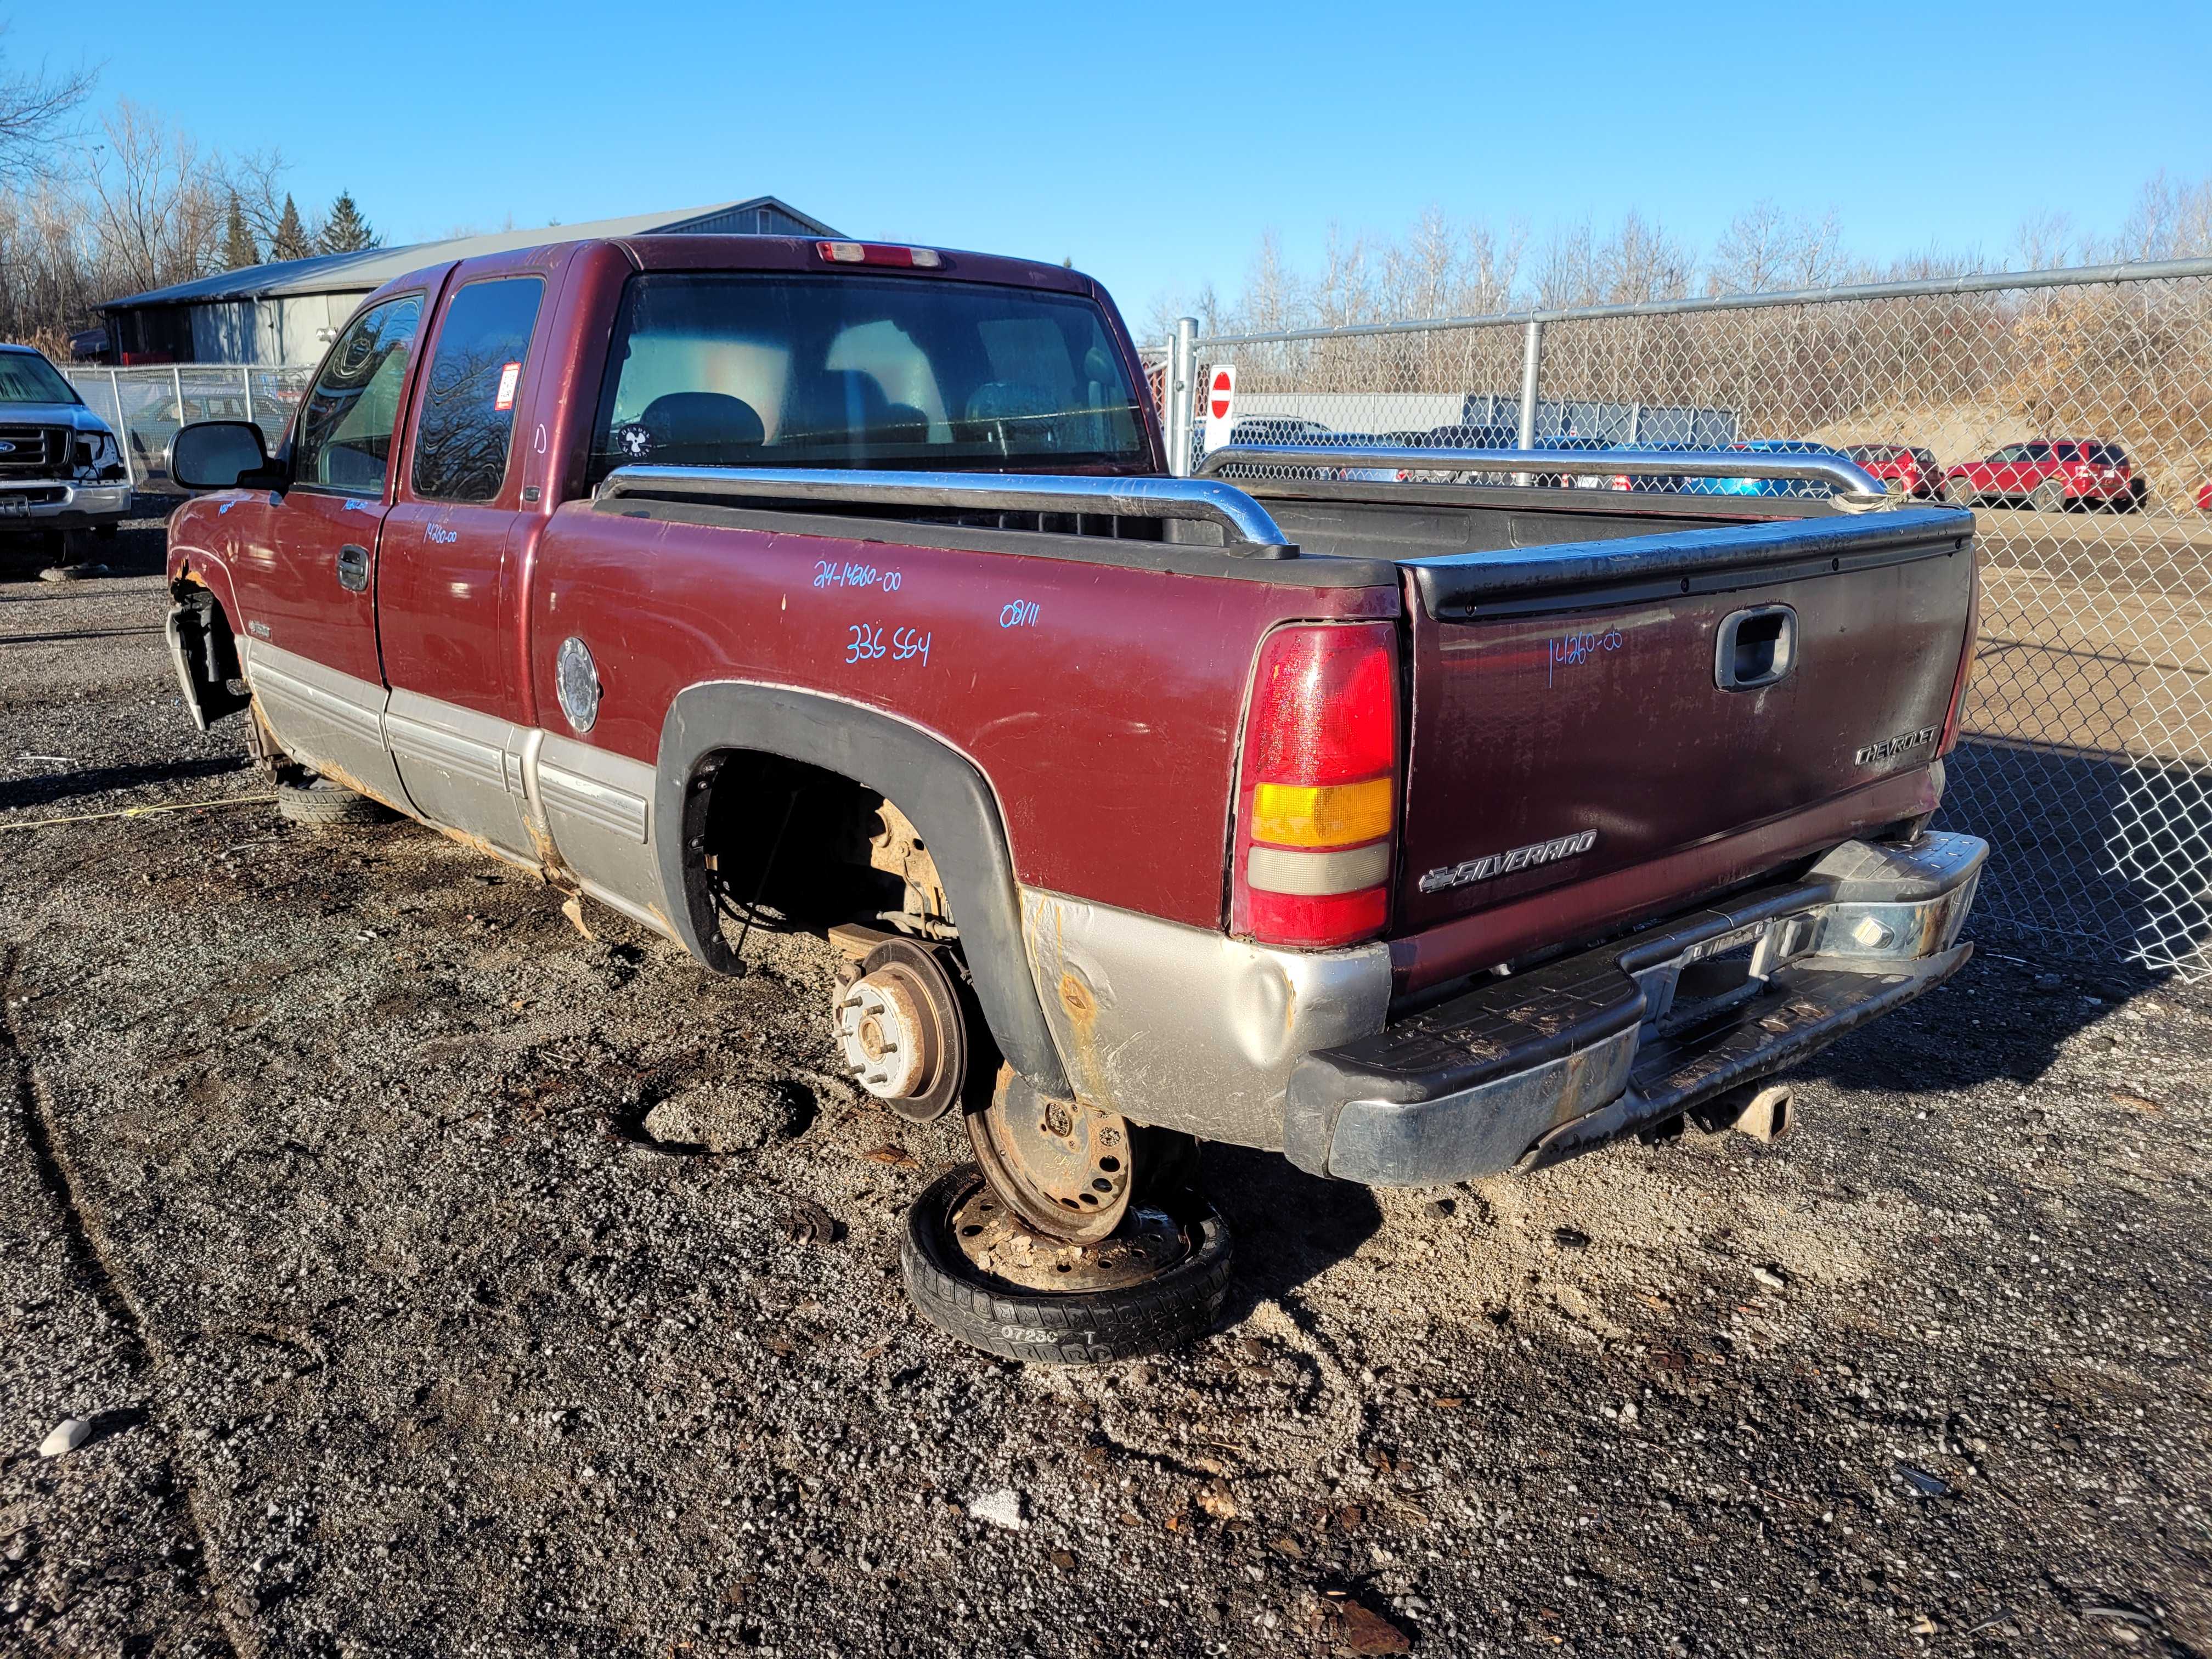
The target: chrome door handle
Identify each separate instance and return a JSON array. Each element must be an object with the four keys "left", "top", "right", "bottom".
[{"left": 336, "top": 543, "right": 370, "bottom": 592}]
